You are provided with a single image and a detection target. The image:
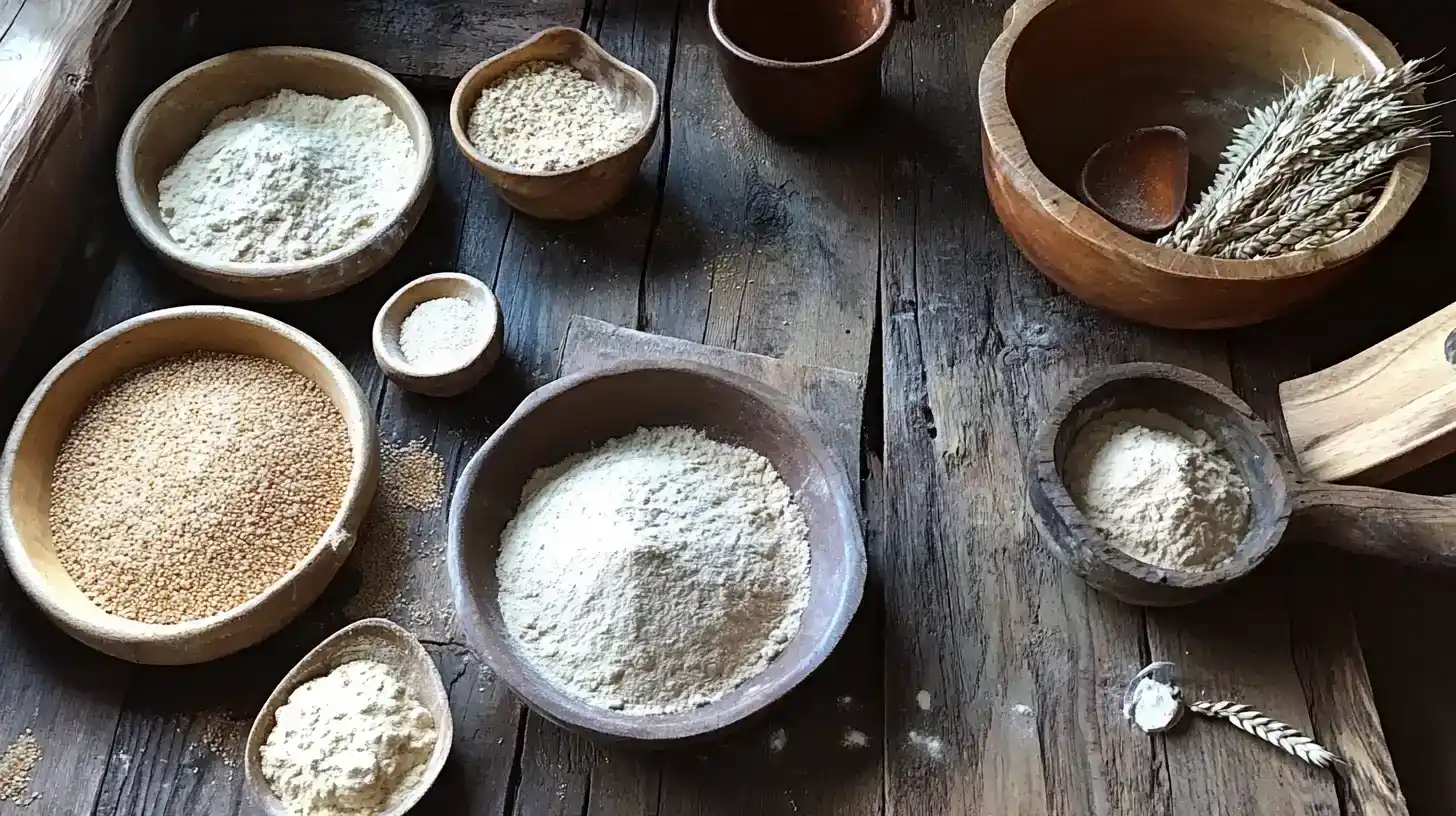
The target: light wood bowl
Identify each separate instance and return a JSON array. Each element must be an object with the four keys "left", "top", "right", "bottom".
[
  {"left": 244, "top": 618, "right": 453, "bottom": 815},
  {"left": 447, "top": 360, "right": 866, "bottom": 743},
  {"left": 0, "top": 306, "right": 379, "bottom": 665},
  {"left": 978, "top": 0, "right": 1429, "bottom": 329},
  {"left": 117, "top": 46, "right": 435, "bottom": 301},
  {"left": 372, "top": 272, "right": 504, "bottom": 397},
  {"left": 449, "top": 27, "right": 660, "bottom": 220}
]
